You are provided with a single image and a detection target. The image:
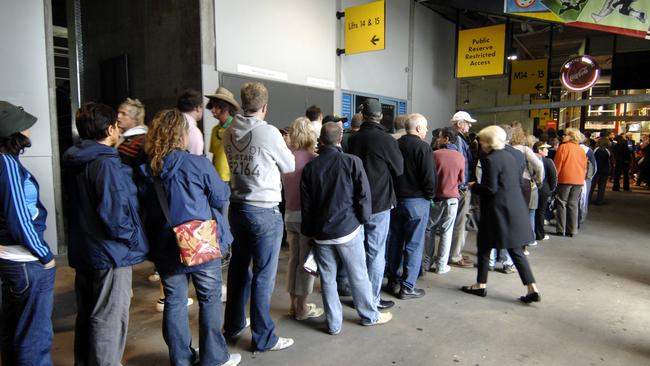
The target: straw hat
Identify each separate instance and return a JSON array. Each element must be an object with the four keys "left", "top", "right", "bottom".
[{"left": 205, "top": 87, "right": 240, "bottom": 111}]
